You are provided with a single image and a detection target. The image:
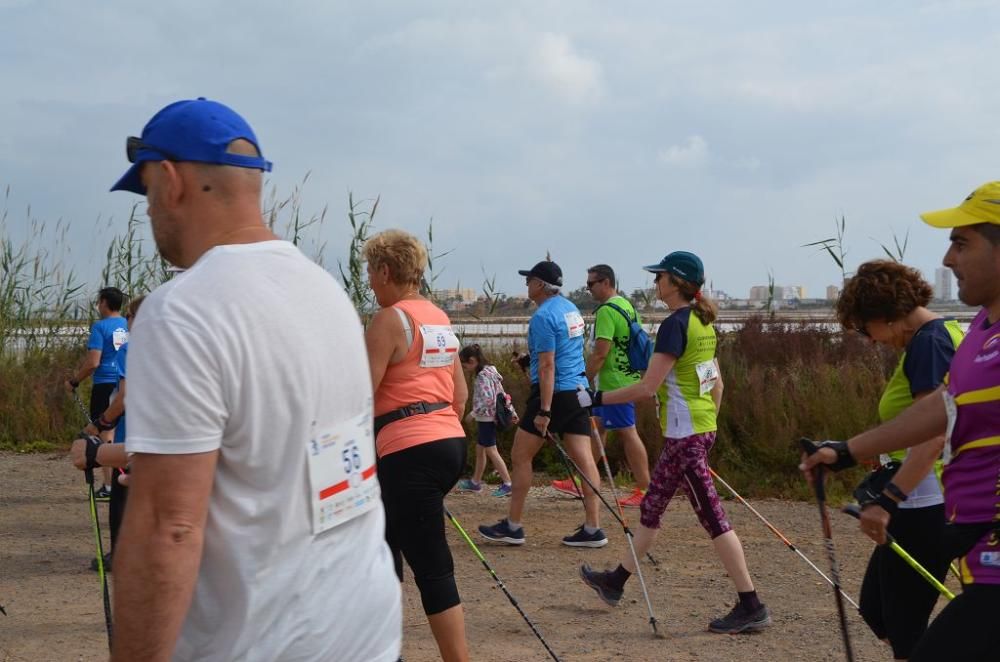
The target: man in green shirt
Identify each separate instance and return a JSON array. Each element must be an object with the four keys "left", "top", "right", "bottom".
[{"left": 551, "top": 264, "right": 651, "bottom": 506}]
